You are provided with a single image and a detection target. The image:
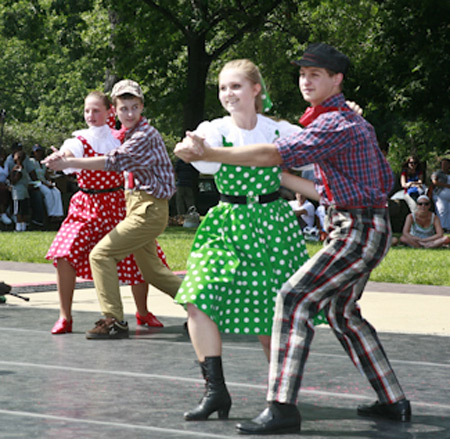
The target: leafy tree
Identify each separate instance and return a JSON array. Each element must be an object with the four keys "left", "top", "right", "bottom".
[
  {"left": 0, "top": 0, "right": 448, "bottom": 169},
  {"left": 0, "top": 0, "right": 111, "bottom": 149},
  {"left": 106, "top": 0, "right": 289, "bottom": 134}
]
